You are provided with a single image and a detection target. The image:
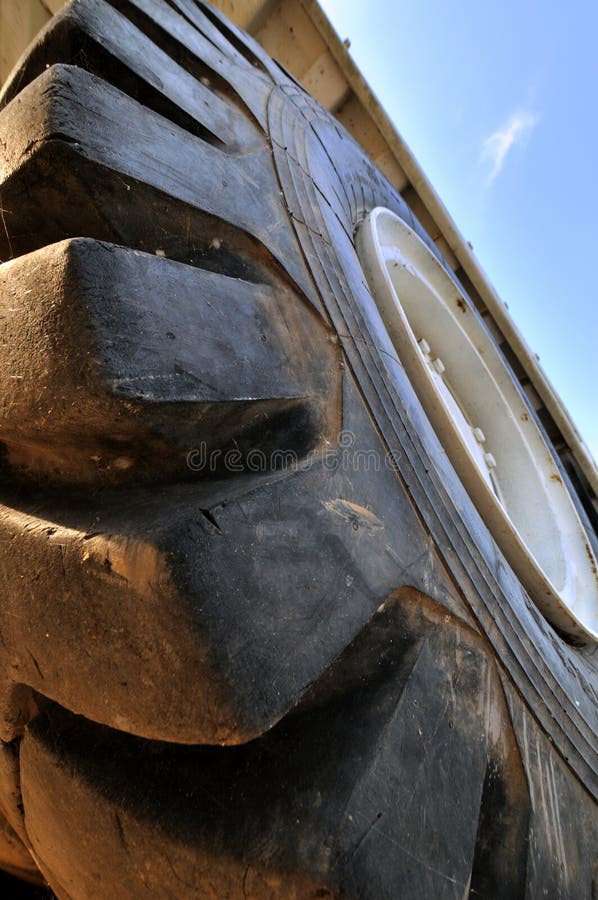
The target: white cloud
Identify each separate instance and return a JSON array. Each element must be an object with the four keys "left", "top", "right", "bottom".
[{"left": 481, "top": 110, "right": 539, "bottom": 184}]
